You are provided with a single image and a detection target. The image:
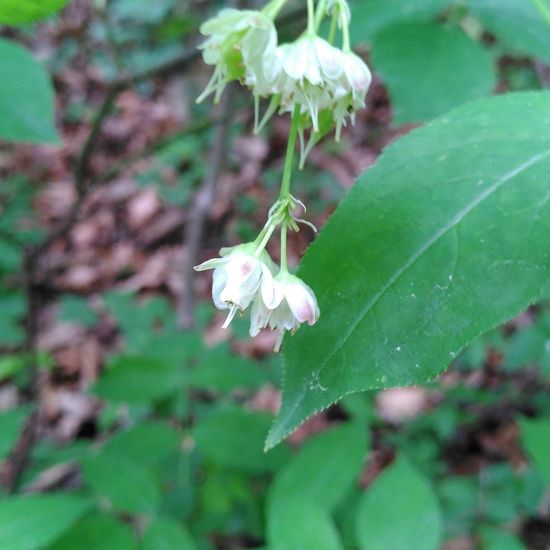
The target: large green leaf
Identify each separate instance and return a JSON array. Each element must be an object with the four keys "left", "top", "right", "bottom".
[
  {"left": 193, "top": 405, "right": 290, "bottom": 474},
  {"left": 519, "top": 418, "right": 550, "bottom": 485},
  {"left": 268, "top": 424, "right": 367, "bottom": 509},
  {"left": 371, "top": 23, "right": 496, "bottom": 124},
  {"left": 268, "top": 92, "right": 550, "bottom": 447},
  {"left": 348, "top": 0, "right": 451, "bottom": 45},
  {"left": 466, "top": 0, "right": 550, "bottom": 62},
  {"left": 141, "top": 518, "right": 196, "bottom": 550},
  {"left": 0, "top": 39, "right": 58, "bottom": 143},
  {"left": 81, "top": 451, "right": 161, "bottom": 514},
  {"left": 48, "top": 513, "right": 136, "bottom": 550},
  {"left": 356, "top": 456, "right": 443, "bottom": 550},
  {"left": 0, "top": 494, "right": 91, "bottom": 550},
  {"left": 0, "top": 0, "right": 69, "bottom": 24},
  {"left": 92, "top": 355, "right": 184, "bottom": 403}
]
